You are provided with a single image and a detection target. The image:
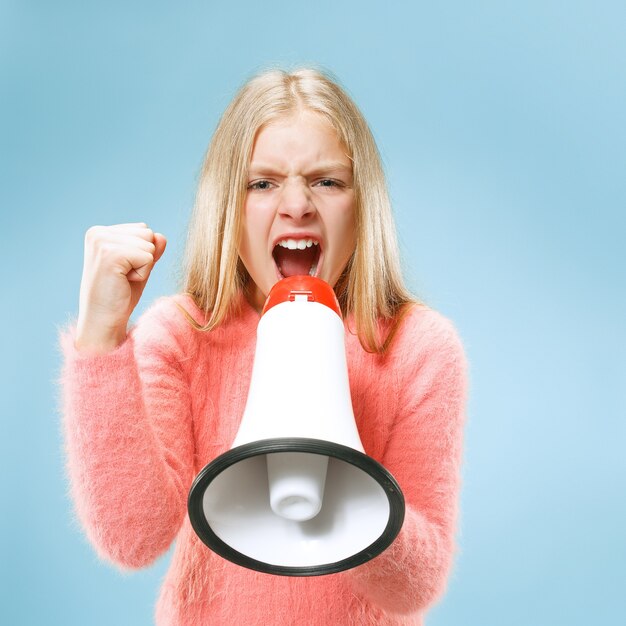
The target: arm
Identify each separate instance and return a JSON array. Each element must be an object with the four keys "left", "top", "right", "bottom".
[
  {"left": 60, "top": 298, "right": 195, "bottom": 569},
  {"left": 346, "top": 309, "right": 468, "bottom": 614}
]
